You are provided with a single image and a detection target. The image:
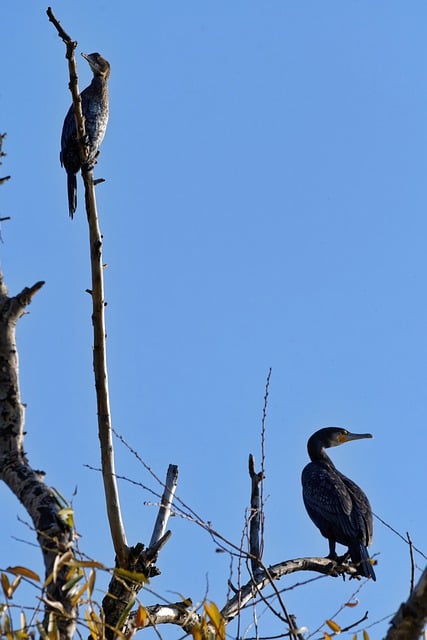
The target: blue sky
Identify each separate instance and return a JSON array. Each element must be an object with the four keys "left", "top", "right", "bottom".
[{"left": 1, "top": 1, "right": 427, "bottom": 638}]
